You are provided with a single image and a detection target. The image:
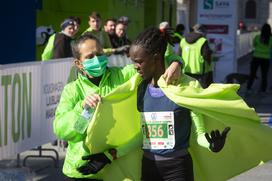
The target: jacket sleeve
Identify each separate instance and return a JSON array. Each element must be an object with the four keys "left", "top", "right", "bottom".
[
  {"left": 201, "top": 41, "right": 212, "bottom": 64},
  {"left": 53, "top": 83, "right": 85, "bottom": 142},
  {"left": 120, "top": 64, "right": 138, "bottom": 81},
  {"left": 164, "top": 51, "right": 183, "bottom": 67},
  {"left": 41, "top": 34, "right": 55, "bottom": 61},
  {"left": 191, "top": 111, "right": 210, "bottom": 149}
]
